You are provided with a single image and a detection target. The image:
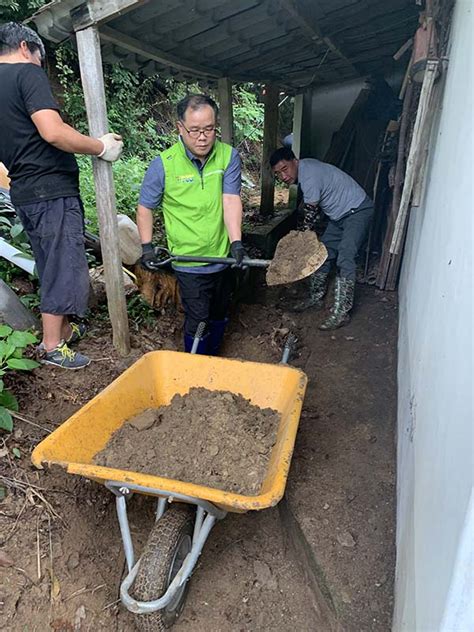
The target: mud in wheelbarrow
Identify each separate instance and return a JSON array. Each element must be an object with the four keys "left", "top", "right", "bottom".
[{"left": 32, "top": 351, "right": 307, "bottom": 629}]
